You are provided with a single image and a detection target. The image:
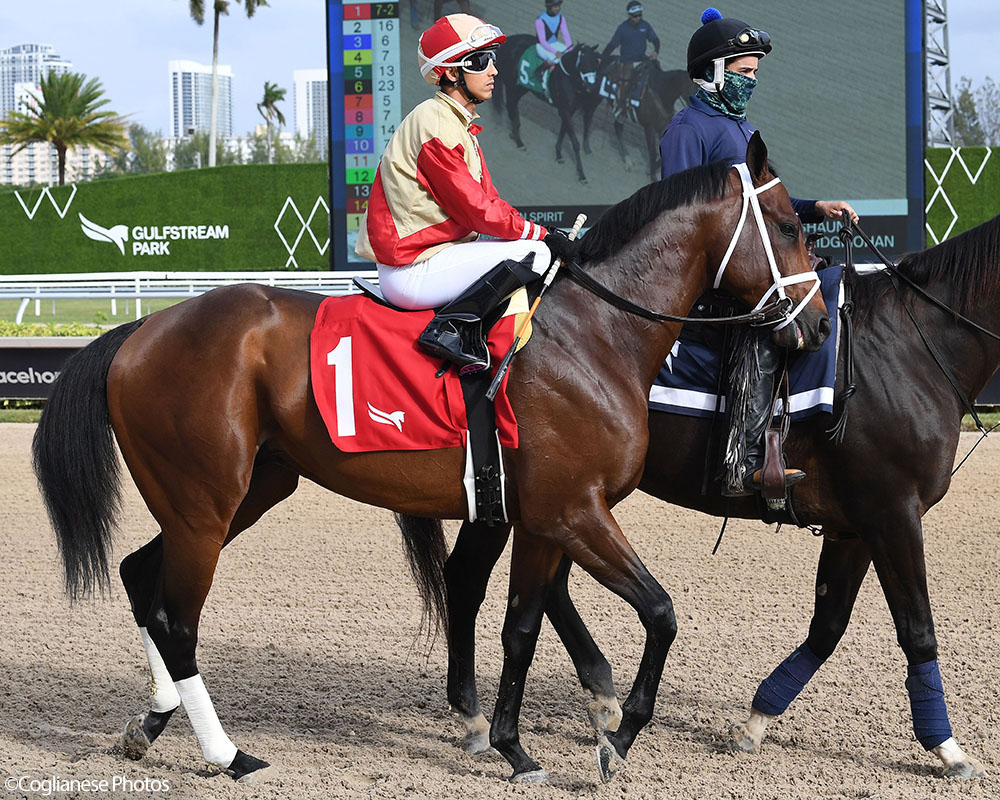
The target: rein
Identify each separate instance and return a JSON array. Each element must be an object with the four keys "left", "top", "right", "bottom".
[{"left": 565, "top": 162, "right": 817, "bottom": 329}]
